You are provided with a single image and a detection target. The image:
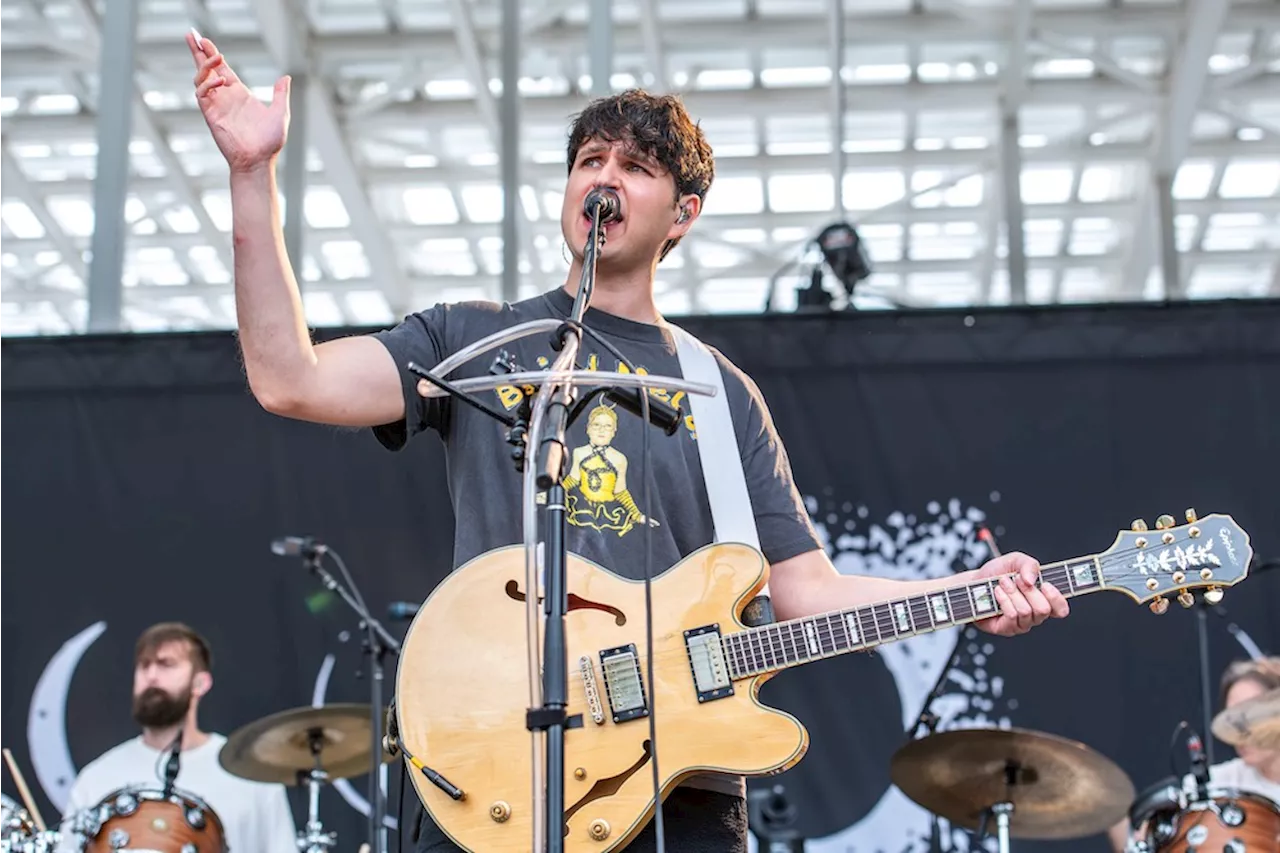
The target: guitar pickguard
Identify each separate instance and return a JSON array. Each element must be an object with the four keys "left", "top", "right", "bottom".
[{"left": 504, "top": 579, "right": 628, "bottom": 625}]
